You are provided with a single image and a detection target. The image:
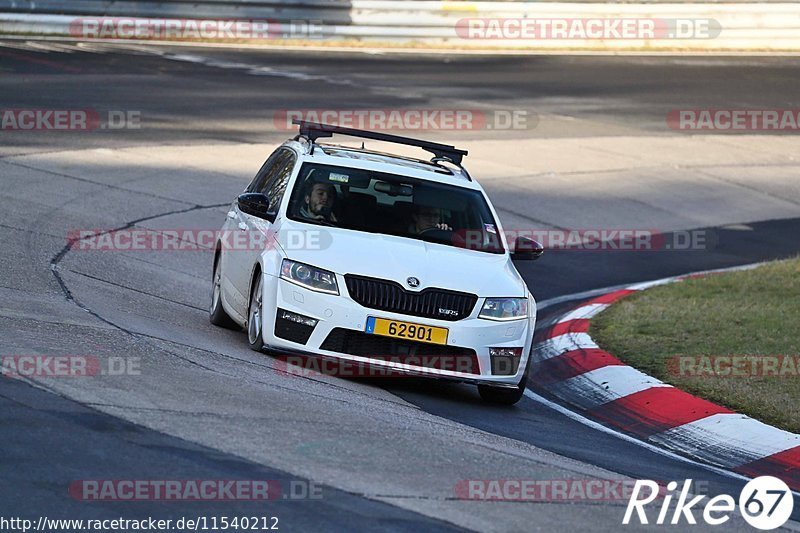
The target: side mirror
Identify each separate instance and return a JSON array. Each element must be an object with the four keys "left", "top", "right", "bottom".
[
  {"left": 511, "top": 236, "right": 544, "bottom": 261},
  {"left": 237, "top": 193, "right": 275, "bottom": 222}
]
